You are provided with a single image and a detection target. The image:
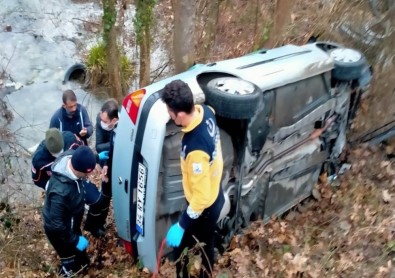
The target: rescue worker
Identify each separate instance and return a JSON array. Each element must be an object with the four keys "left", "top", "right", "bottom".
[{"left": 161, "top": 80, "right": 225, "bottom": 278}]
